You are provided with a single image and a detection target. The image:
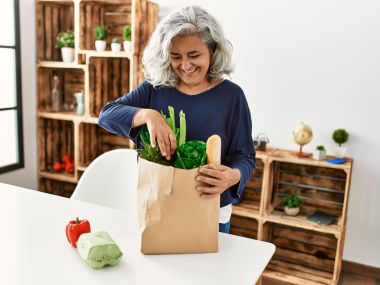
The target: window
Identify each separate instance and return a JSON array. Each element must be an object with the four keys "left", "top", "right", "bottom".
[{"left": 0, "top": 0, "right": 24, "bottom": 174}]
